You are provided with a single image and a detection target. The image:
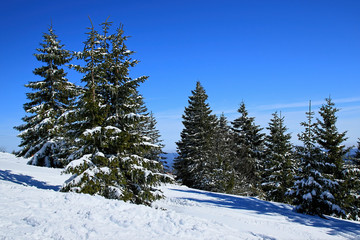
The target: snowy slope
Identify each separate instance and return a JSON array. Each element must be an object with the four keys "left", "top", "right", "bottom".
[{"left": 1, "top": 153, "right": 359, "bottom": 240}]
